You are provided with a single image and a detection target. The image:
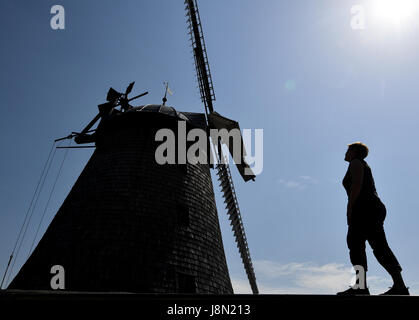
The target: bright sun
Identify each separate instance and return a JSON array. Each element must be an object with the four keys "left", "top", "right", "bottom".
[{"left": 372, "top": 0, "right": 419, "bottom": 26}]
